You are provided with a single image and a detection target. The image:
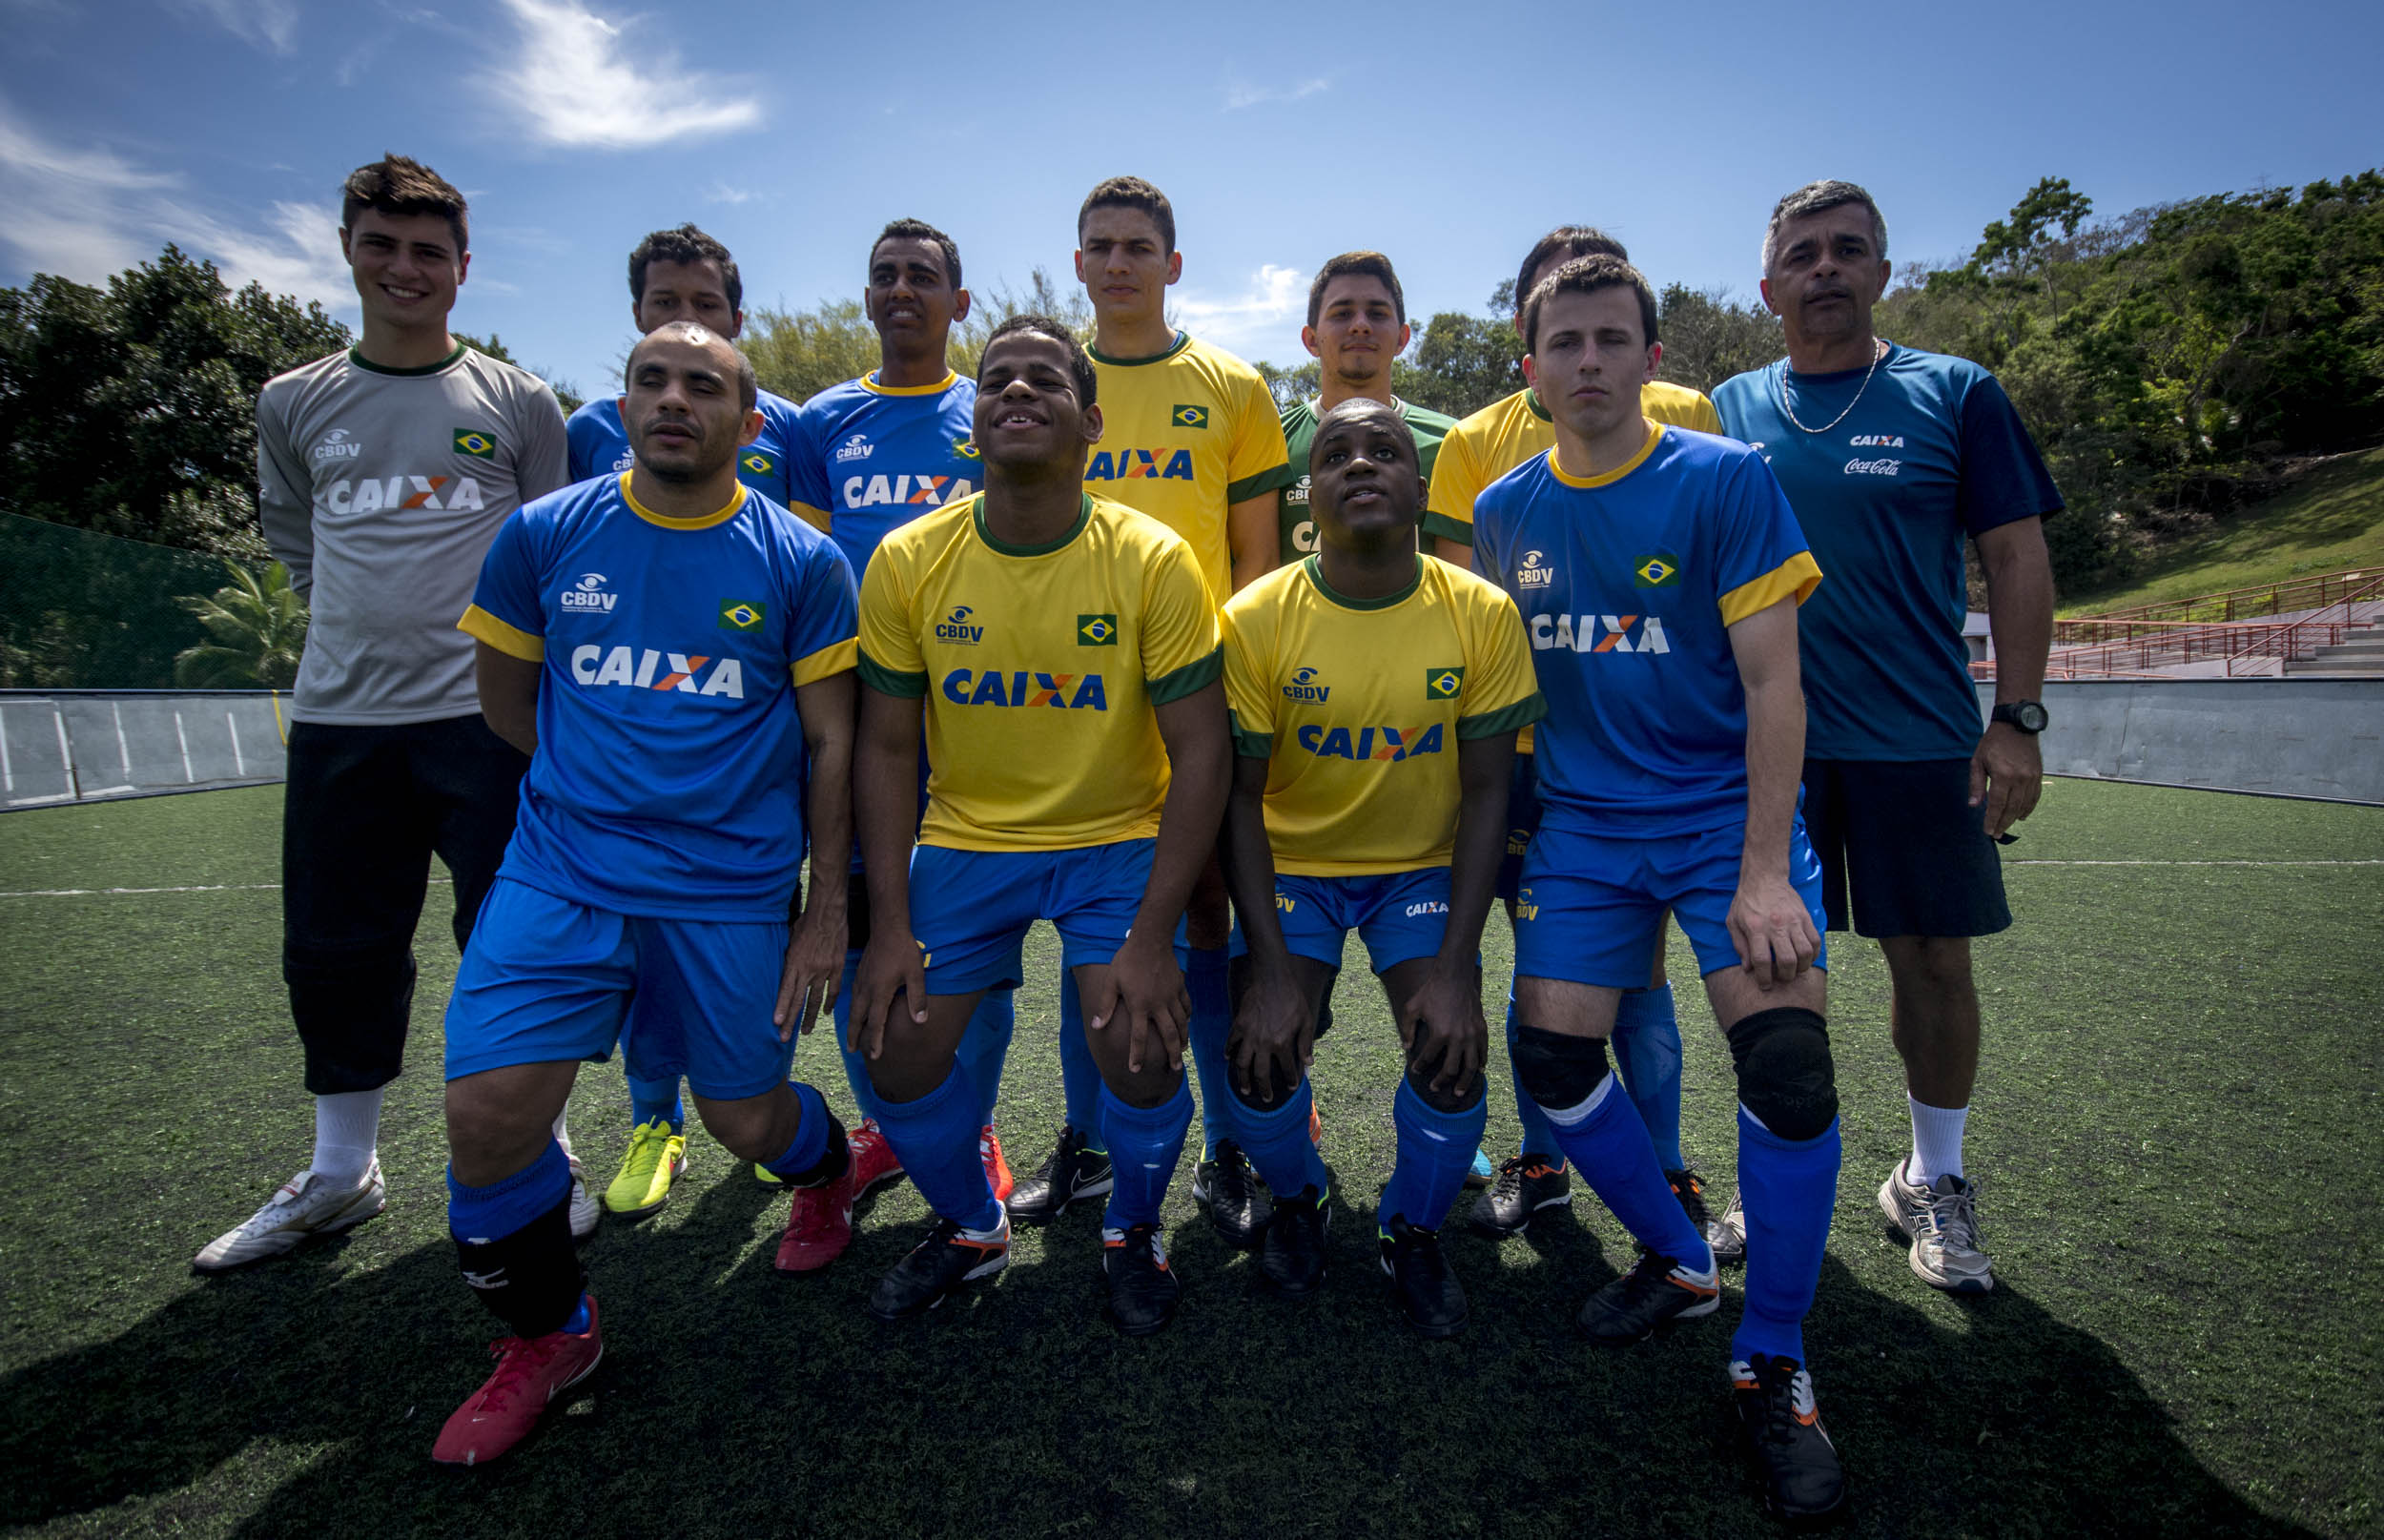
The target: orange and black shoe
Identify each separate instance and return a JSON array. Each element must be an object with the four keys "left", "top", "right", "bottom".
[
  {"left": 1577, "top": 1248, "right": 1721, "bottom": 1345},
  {"left": 1469, "top": 1153, "right": 1573, "bottom": 1239},
  {"left": 979, "top": 1125, "right": 1014, "bottom": 1204},
  {"left": 1666, "top": 1167, "right": 1713, "bottom": 1231},
  {"left": 1101, "top": 1222, "right": 1182, "bottom": 1336},
  {"left": 1732, "top": 1353, "right": 1847, "bottom": 1521},
  {"left": 865, "top": 1206, "right": 1009, "bottom": 1322}
]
